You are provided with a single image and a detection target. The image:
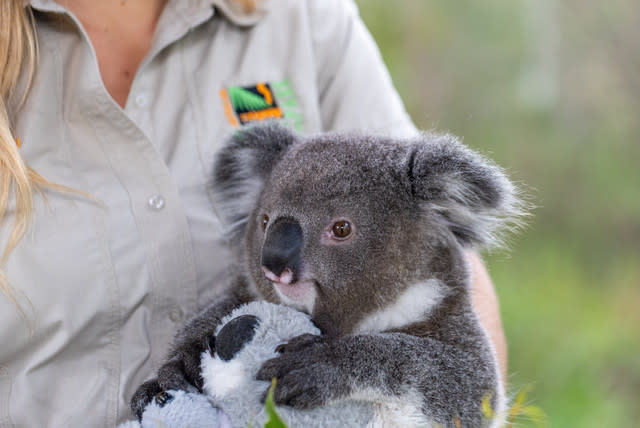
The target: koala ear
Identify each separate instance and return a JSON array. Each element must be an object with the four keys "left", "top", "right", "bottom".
[
  {"left": 212, "top": 122, "right": 297, "bottom": 240},
  {"left": 406, "top": 133, "right": 526, "bottom": 248}
]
